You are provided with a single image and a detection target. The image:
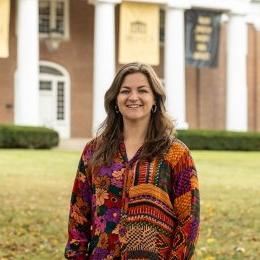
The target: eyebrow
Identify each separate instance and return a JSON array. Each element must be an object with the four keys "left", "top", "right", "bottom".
[{"left": 121, "top": 85, "right": 149, "bottom": 89}]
